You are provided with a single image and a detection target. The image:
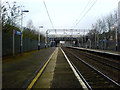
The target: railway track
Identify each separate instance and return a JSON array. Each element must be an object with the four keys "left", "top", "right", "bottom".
[
  {"left": 67, "top": 49, "right": 120, "bottom": 71},
  {"left": 62, "top": 47, "right": 120, "bottom": 89},
  {"left": 65, "top": 47, "right": 120, "bottom": 84},
  {"left": 67, "top": 47, "right": 120, "bottom": 70}
]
